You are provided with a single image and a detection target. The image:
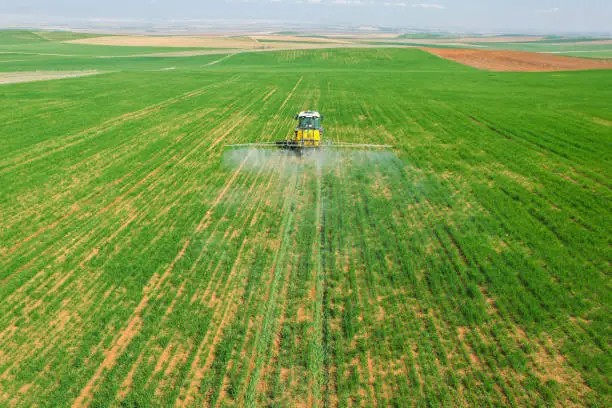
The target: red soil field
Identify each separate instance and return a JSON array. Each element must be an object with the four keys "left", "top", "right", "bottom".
[{"left": 422, "top": 47, "right": 612, "bottom": 72}]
